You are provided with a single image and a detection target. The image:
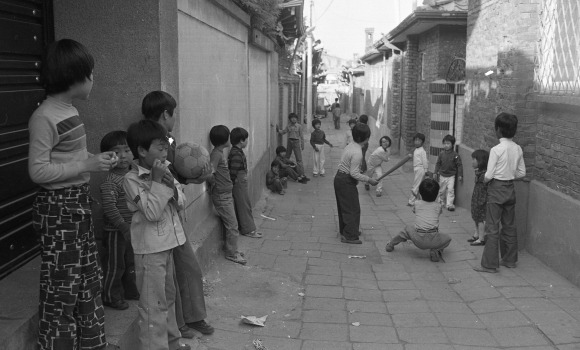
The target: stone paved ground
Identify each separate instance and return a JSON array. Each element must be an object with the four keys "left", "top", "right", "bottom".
[{"left": 186, "top": 117, "right": 580, "bottom": 350}]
